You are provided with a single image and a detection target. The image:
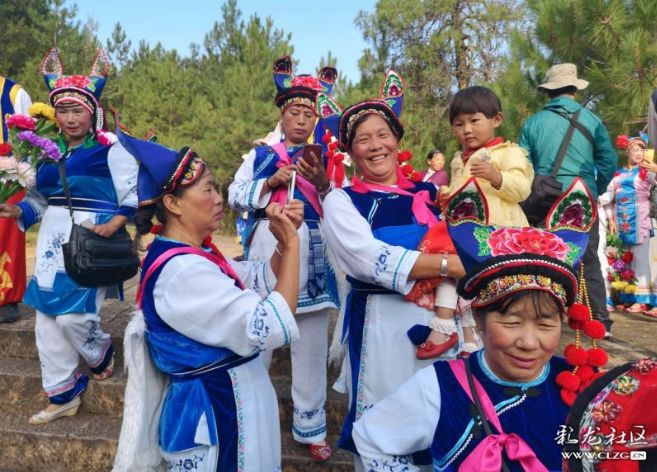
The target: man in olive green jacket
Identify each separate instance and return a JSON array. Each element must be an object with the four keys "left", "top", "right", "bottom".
[{"left": 519, "top": 63, "right": 617, "bottom": 335}]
